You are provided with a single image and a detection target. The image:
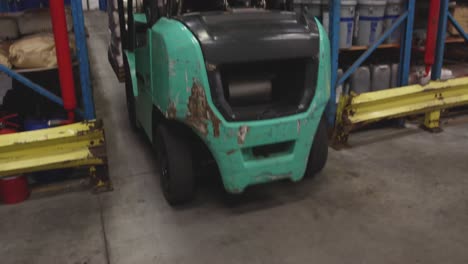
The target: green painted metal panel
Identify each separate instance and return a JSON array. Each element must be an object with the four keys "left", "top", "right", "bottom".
[
  {"left": 133, "top": 13, "right": 147, "bottom": 24},
  {"left": 124, "top": 51, "right": 138, "bottom": 96},
  {"left": 134, "top": 30, "right": 154, "bottom": 137}
]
